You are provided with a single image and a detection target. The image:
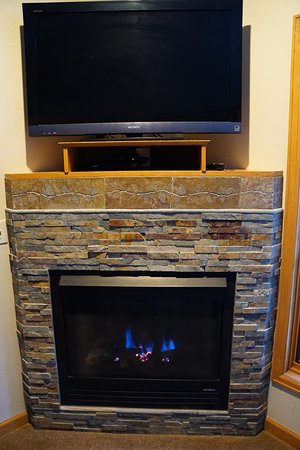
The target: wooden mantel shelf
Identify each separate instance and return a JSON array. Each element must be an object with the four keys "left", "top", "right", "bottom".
[{"left": 5, "top": 170, "right": 283, "bottom": 180}]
